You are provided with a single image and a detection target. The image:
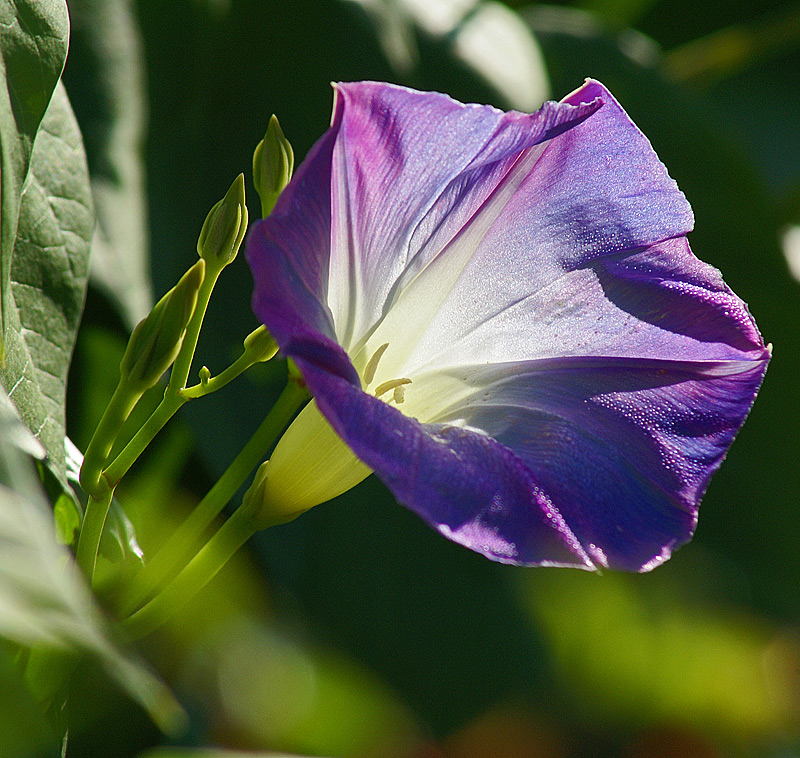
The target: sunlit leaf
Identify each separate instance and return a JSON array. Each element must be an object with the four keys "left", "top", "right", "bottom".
[
  {"left": 0, "top": 78, "right": 93, "bottom": 485},
  {"left": 0, "top": 0, "right": 69, "bottom": 350},
  {"left": 782, "top": 225, "right": 800, "bottom": 284},
  {"left": 211, "top": 622, "right": 419, "bottom": 757}
]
